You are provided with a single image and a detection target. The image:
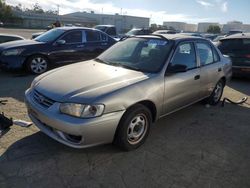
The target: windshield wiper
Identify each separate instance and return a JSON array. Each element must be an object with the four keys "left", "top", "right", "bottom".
[
  {"left": 117, "top": 64, "right": 140, "bottom": 71},
  {"left": 95, "top": 58, "right": 141, "bottom": 71},
  {"left": 95, "top": 58, "right": 111, "bottom": 65}
]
